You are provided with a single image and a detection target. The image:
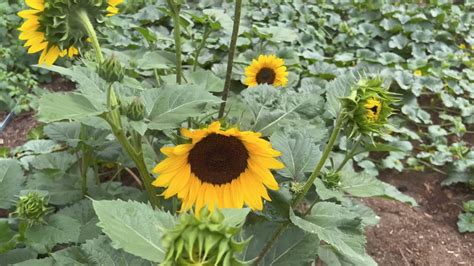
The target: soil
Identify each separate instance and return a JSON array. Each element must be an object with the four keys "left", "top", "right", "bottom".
[
  {"left": 0, "top": 111, "right": 38, "bottom": 149},
  {"left": 364, "top": 169, "right": 474, "bottom": 265}
]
